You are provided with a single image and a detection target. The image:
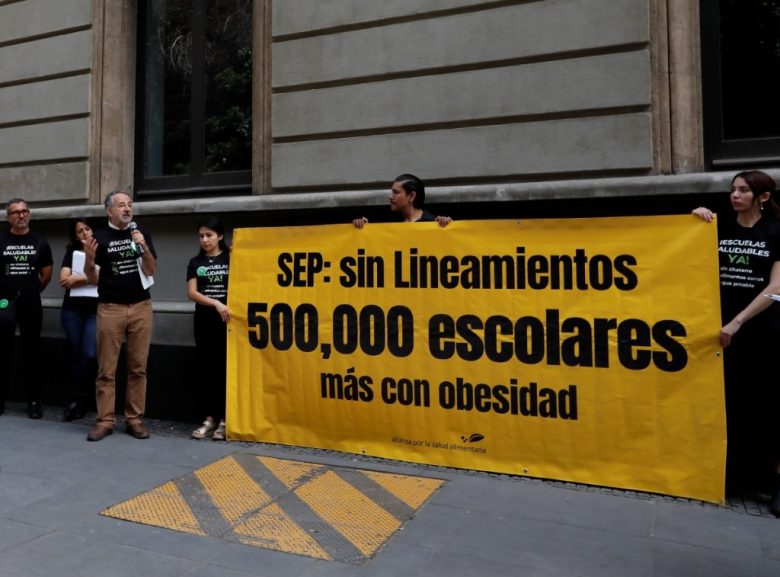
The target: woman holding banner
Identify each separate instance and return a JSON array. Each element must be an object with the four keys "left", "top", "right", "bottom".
[
  {"left": 187, "top": 216, "right": 230, "bottom": 441},
  {"left": 694, "top": 170, "right": 780, "bottom": 515},
  {"left": 353, "top": 174, "right": 452, "bottom": 228}
]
